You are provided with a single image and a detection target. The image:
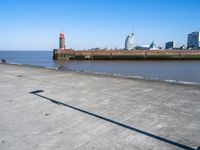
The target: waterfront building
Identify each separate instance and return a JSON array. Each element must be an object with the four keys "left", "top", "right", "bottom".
[
  {"left": 149, "top": 41, "right": 158, "bottom": 50},
  {"left": 135, "top": 45, "right": 149, "bottom": 50},
  {"left": 187, "top": 31, "right": 200, "bottom": 49},
  {"left": 125, "top": 33, "right": 134, "bottom": 50},
  {"left": 180, "top": 45, "right": 187, "bottom": 50},
  {"left": 165, "top": 41, "right": 176, "bottom": 49},
  {"left": 59, "top": 32, "right": 65, "bottom": 50}
]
